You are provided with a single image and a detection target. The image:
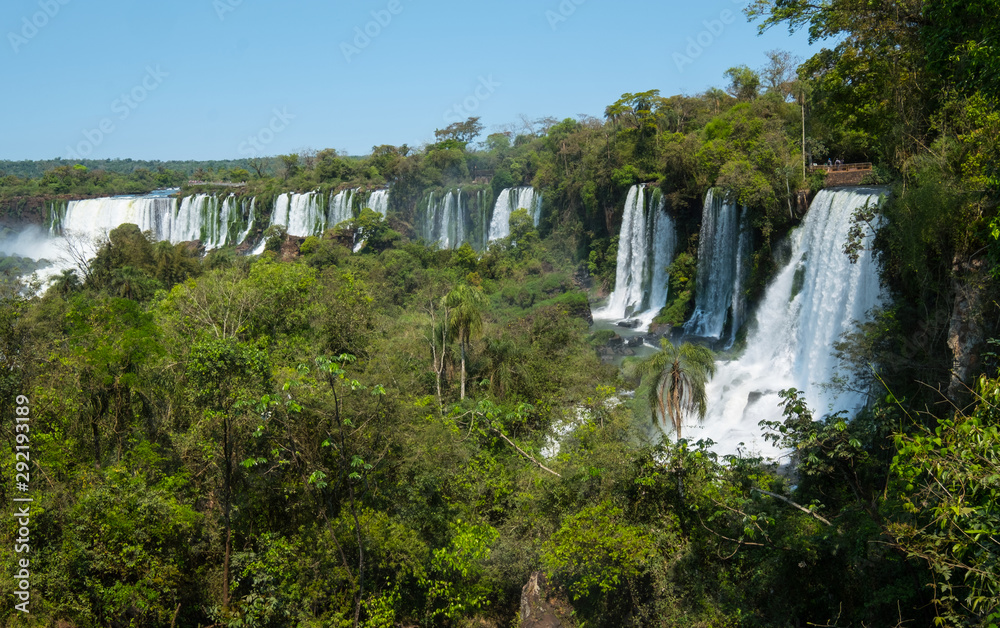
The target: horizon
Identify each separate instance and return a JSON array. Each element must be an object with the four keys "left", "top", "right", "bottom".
[{"left": 2, "top": 0, "right": 816, "bottom": 162}]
